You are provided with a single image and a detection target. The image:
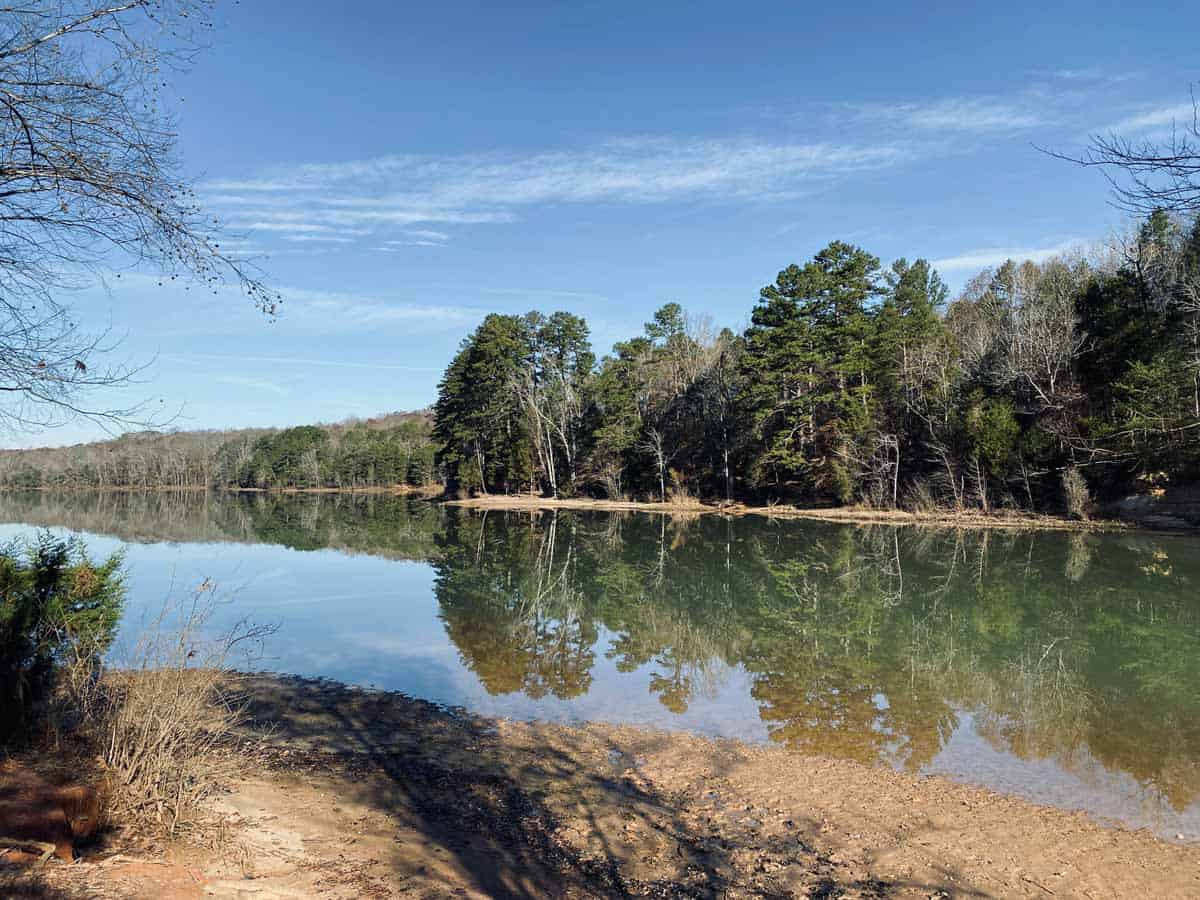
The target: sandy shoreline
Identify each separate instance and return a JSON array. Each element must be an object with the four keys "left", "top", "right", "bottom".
[
  {"left": 12, "top": 673, "right": 1198, "bottom": 899},
  {"left": 3, "top": 484, "right": 1177, "bottom": 532},
  {"left": 444, "top": 493, "right": 1130, "bottom": 531}
]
